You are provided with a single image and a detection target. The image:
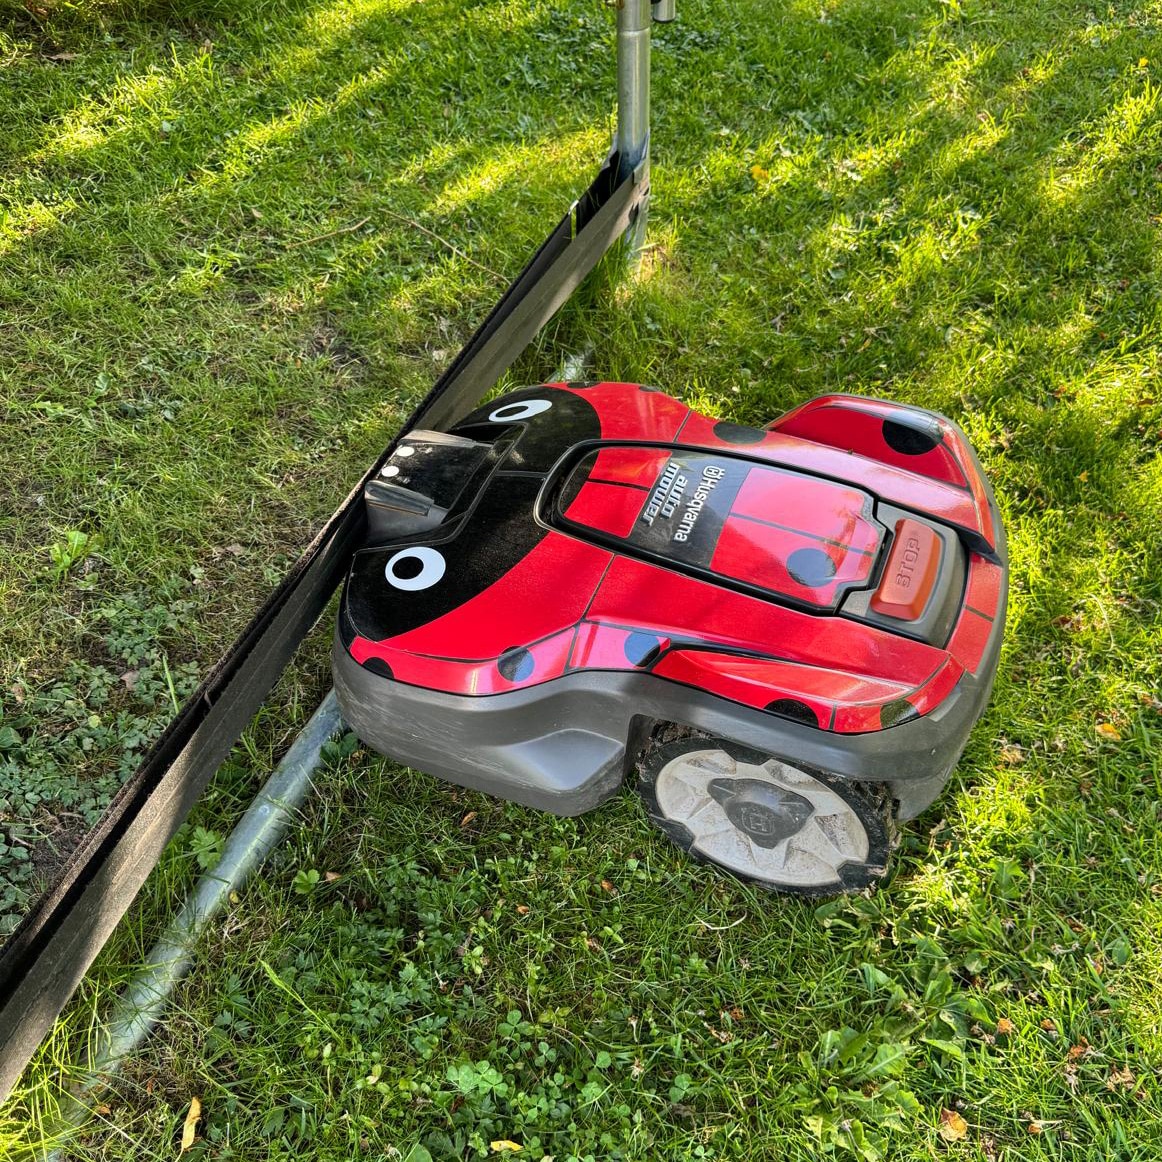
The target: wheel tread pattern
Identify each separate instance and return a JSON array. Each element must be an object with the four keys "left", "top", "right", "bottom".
[{"left": 634, "top": 730, "right": 898, "bottom": 897}]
